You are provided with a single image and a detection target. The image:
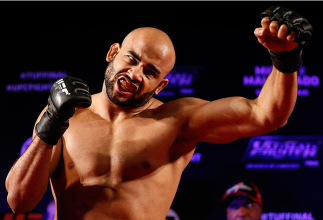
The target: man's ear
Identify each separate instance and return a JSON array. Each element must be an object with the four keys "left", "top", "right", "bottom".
[
  {"left": 106, "top": 43, "right": 121, "bottom": 62},
  {"left": 154, "top": 79, "right": 169, "bottom": 95}
]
